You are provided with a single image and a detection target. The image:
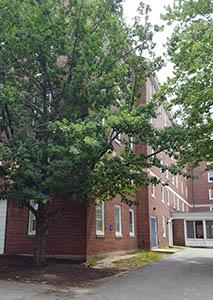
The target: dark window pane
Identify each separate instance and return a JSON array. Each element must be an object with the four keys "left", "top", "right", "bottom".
[
  {"left": 195, "top": 221, "right": 204, "bottom": 239},
  {"left": 206, "top": 221, "right": 213, "bottom": 239},
  {"left": 186, "top": 221, "right": 194, "bottom": 238}
]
